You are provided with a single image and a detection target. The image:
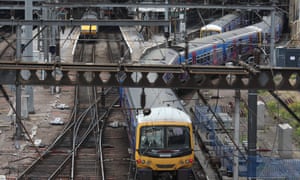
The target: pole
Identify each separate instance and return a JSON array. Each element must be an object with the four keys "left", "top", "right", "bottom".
[
  {"left": 233, "top": 90, "right": 240, "bottom": 180},
  {"left": 15, "top": 25, "right": 22, "bottom": 139},
  {"left": 24, "top": 0, "right": 34, "bottom": 113},
  {"left": 248, "top": 89, "right": 257, "bottom": 178},
  {"left": 164, "top": 0, "right": 169, "bottom": 47},
  {"left": 270, "top": 3, "right": 276, "bottom": 66}
]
